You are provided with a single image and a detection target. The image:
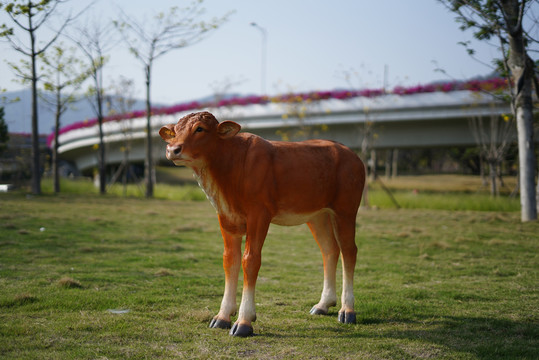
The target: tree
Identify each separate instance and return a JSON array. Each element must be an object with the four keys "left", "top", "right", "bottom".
[
  {"left": 209, "top": 76, "right": 247, "bottom": 108},
  {"left": 40, "top": 44, "right": 90, "bottom": 193},
  {"left": 469, "top": 106, "right": 515, "bottom": 196},
  {"left": 0, "top": 107, "right": 8, "bottom": 155},
  {"left": 0, "top": 0, "right": 75, "bottom": 194},
  {"left": 68, "top": 17, "right": 115, "bottom": 195},
  {"left": 106, "top": 76, "right": 137, "bottom": 197},
  {"left": 440, "top": 0, "right": 537, "bottom": 221},
  {"left": 336, "top": 67, "right": 379, "bottom": 208},
  {"left": 272, "top": 84, "right": 329, "bottom": 142},
  {"left": 114, "top": 1, "right": 232, "bottom": 198}
]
